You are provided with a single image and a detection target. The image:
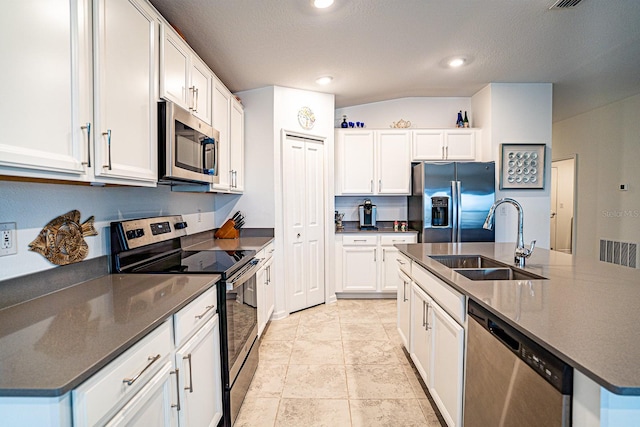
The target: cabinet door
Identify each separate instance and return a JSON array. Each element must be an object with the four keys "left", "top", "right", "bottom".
[
  {"left": 0, "top": 0, "right": 91, "bottom": 180},
  {"left": 410, "top": 283, "right": 432, "bottom": 387},
  {"left": 264, "top": 255, "right": 275, "bottom": 322},
  {"left": 430, "top": 302, "right": 464, "bottom": 427},
  {"left": 444, "top": 130, "right": 475, "bottom": 160},
  {"left": 104, "top": 362, "right": 176, "bottom": 427},
  {"left": 229, "top": 99, "right": 244, "bottom": 192},
  {"left": 342, "top": 246, "right": 377, "bottom": 291},
  {"left": 377, "top": 130, "right": 411, "bottom": 194},
  {"left": 190, "top": 56, "right": 213, "bottom": 125},
  {"left": 397, "top": 271, "right": 411, "bottom": 349},
  {"left": 211, "top": 80, "right": 231, "bottom": 191},
  {"left": 93, "top": 0, "right": 158, "bottom": 185},
  {"left": 412, "top": 130, "right": 445, "bottom": 161},
  {"left": 257, "top": 261, "right": 267, "bottom": 337},
  {"left": 337, "top": 131, "right": 375, "bottom": 194},
  {"left": 175, "top": 316, "right": 223, "bottom": 427},
  {"left": 159, "top": 24, "right": 189, "bottom": 109},
  {"left": 381, "top": 246, "right": 401, "bottom": 291}
]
